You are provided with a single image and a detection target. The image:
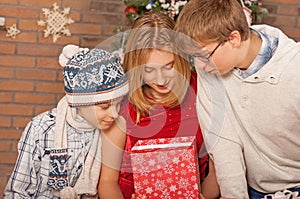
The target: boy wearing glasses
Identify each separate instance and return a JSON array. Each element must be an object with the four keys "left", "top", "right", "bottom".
[{"left": 175, "top": 0, "right": 300, "bottom": 198}]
